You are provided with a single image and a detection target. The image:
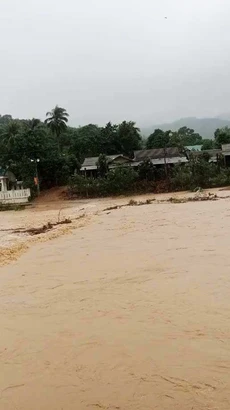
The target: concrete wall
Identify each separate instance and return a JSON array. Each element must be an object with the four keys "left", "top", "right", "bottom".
[{"left": 0, "top": 189, "right": 31, "bottom": 204}]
